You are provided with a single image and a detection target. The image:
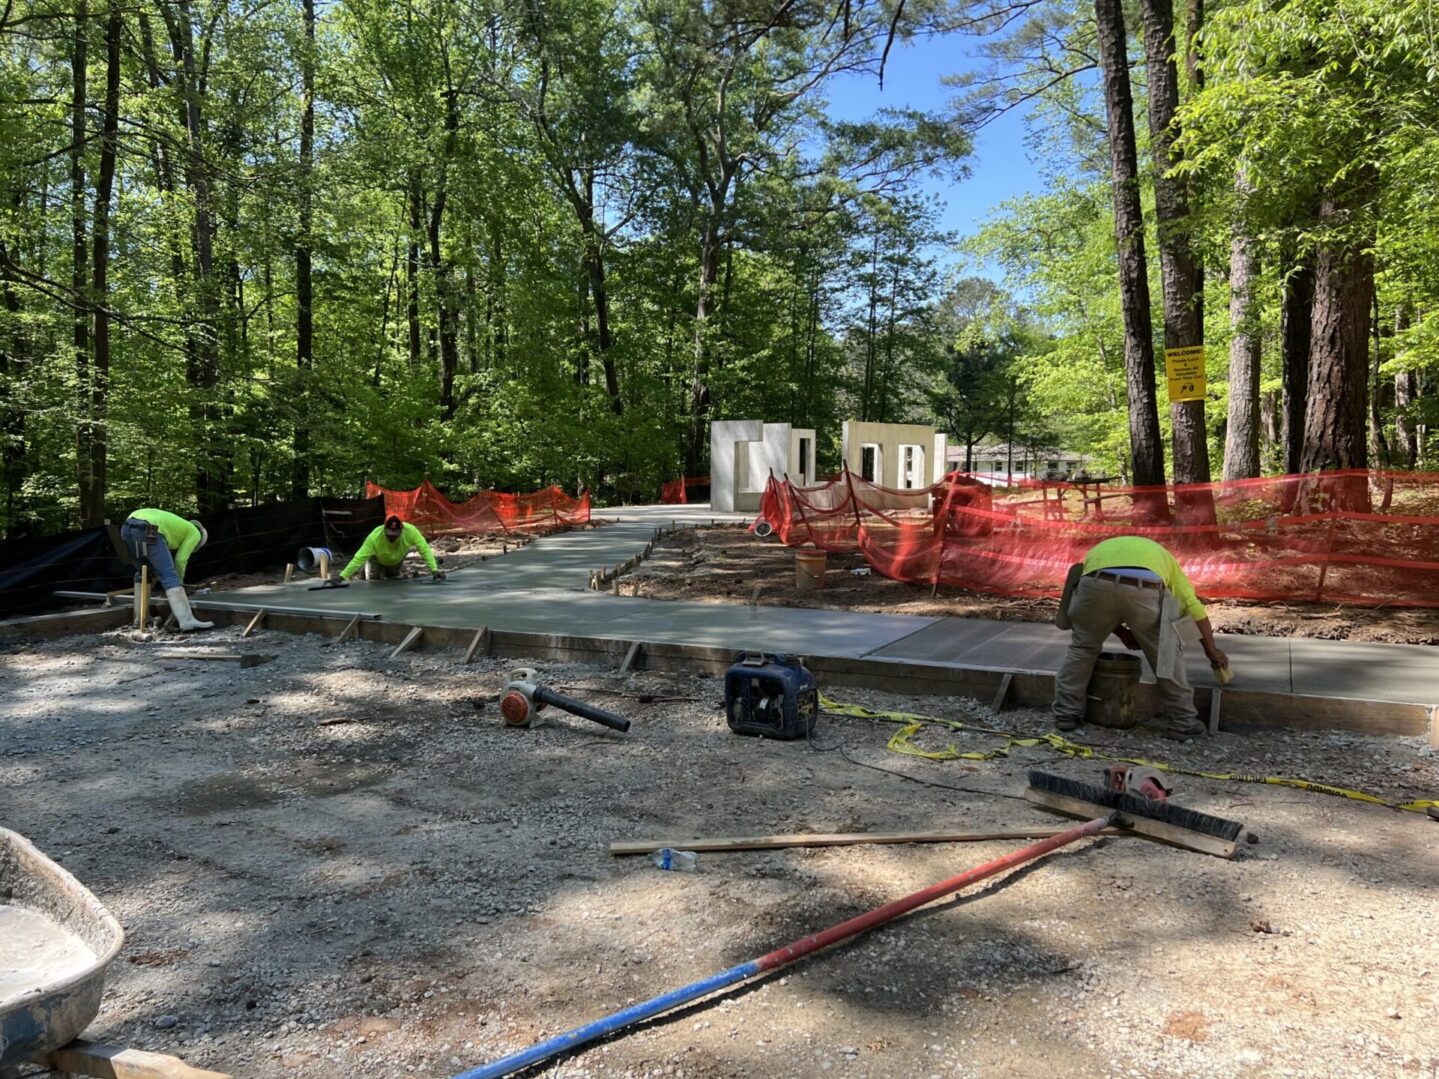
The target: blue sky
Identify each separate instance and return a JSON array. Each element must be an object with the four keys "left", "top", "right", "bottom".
[{"left": 823, "top": 32, "right": 1046, "bottom": 273}]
